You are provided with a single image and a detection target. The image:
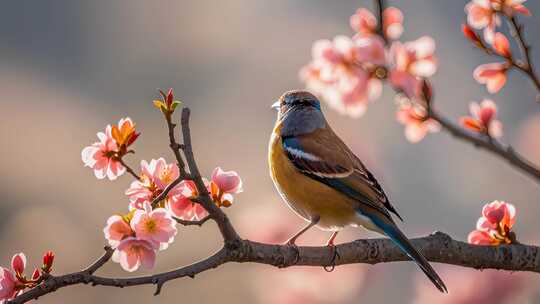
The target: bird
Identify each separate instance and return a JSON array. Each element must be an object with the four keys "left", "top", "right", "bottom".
[{"left": 268, "top": 90, "right": 447, "bottom": 293}]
